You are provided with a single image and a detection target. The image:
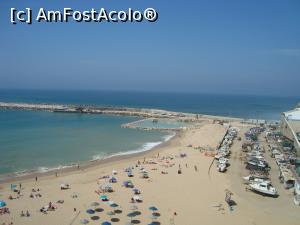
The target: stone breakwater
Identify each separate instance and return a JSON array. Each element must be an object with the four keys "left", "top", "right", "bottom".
[
  {"left": 0, "top": 102, "right": 249, "bottom": 123},
  {"left": 0, "top": 102, "right": 196, "bottom": 119}
]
